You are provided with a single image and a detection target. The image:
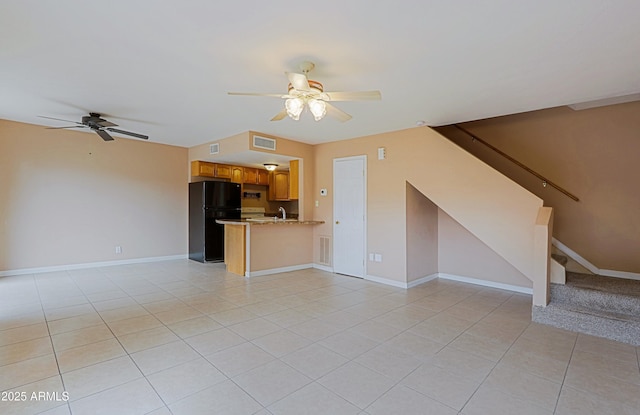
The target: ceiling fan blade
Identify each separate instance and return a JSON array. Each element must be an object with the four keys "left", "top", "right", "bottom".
[
  {"left": 45, "top": 125, "right": 85, "bottom": 130},
  {"left": 228, "top": 92, "right": 286, "bottom": 98},
  {"left": 106, "top": 128, "right": 149, "bottom": 140},
  {"left": 325, "top": 103, "right": 352, "bottom": 122},
  {"left": 286, "top": 72, "right": 310, "bottom": 91},
  {"left": 270, "top": 109, "right": 288, "bottom": 121},
  {"left": 38, "top": 115, "right": 83, "bottom": 125},
  {"left": 96, "top": 119, "right": 117, "bottom": 127},
  {"left": 95, "top": 130, "right": 115, "bottom": 141},
  {"left": 321, "top": 91, "right": 382, "bottom": 101}
]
